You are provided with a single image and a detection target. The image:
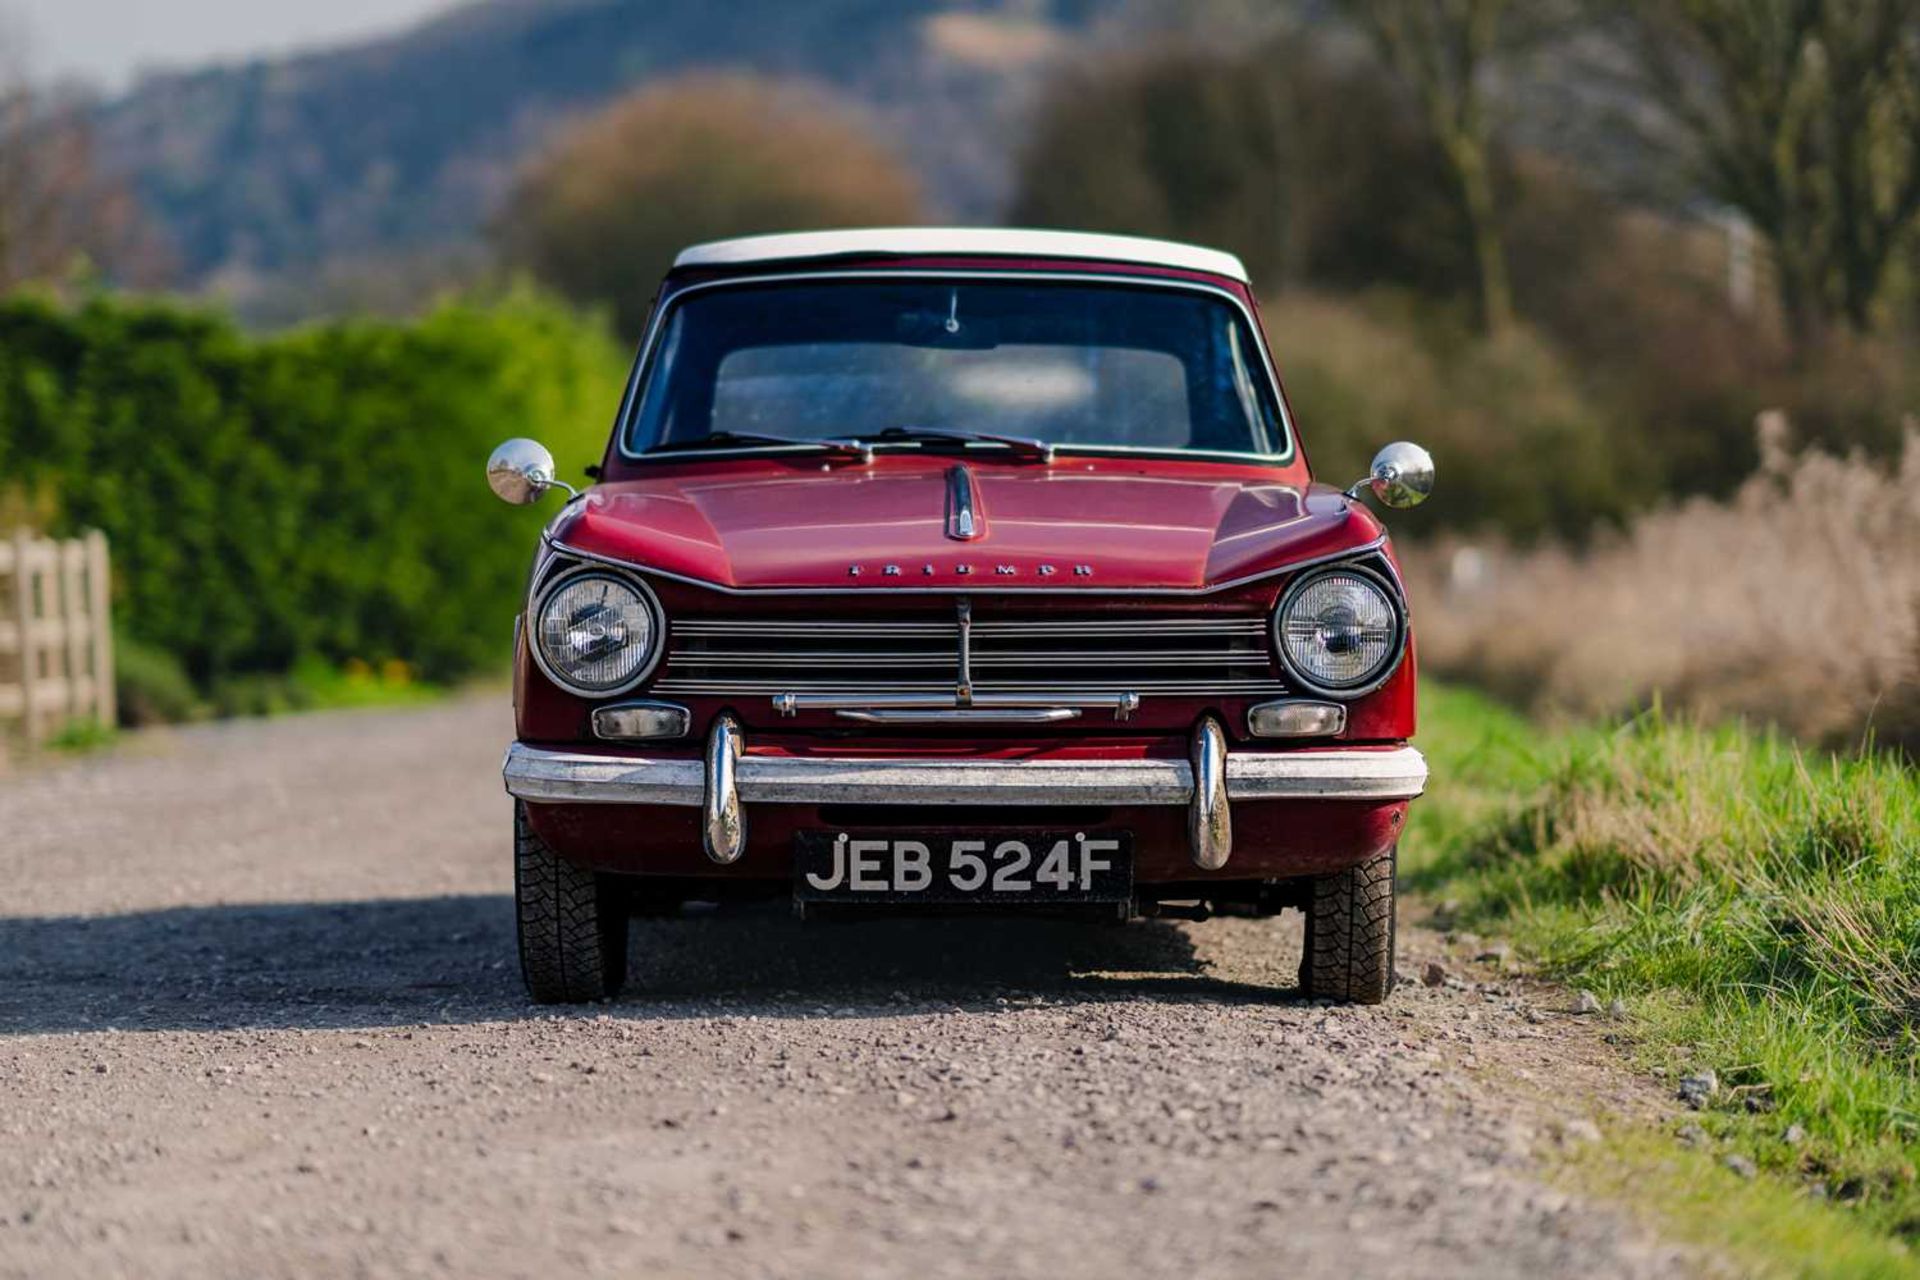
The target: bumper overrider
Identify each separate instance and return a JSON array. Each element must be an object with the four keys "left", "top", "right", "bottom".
[{"left": 503, "top": 716, "right": 1428, "bottom": 872}]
